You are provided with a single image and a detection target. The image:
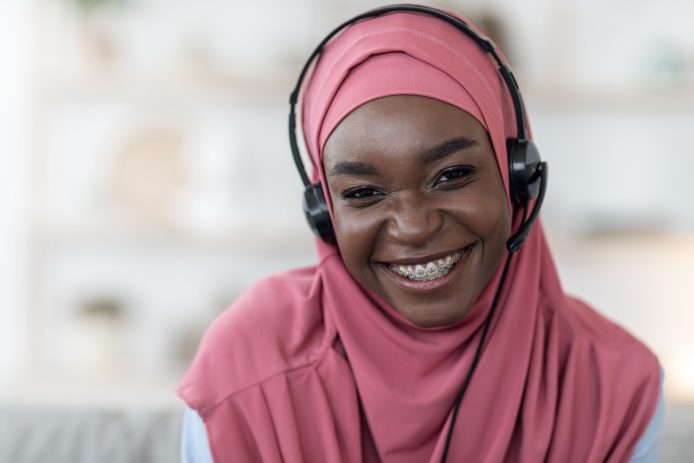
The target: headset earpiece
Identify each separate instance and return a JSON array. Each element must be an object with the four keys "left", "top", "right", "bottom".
[
  {"left": 505, "top": 136, "right": 547, "bottom": 253},
  {"left": 507, "top": 137, "right": 542, "bottom": 205},
  {"left": 302, "top": 182, "right": 336, "bottom": 243}
]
